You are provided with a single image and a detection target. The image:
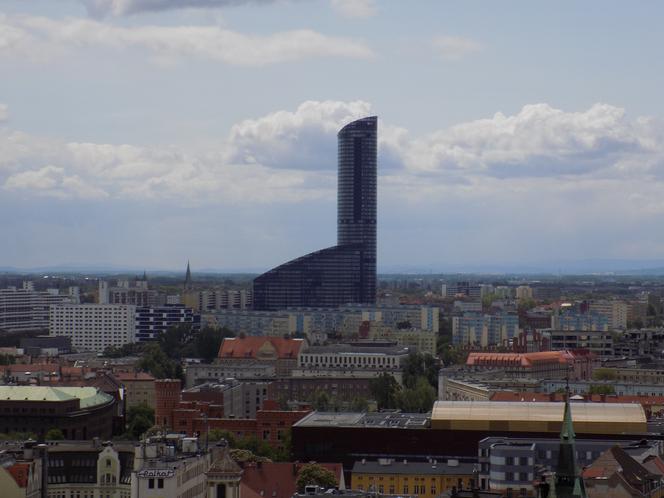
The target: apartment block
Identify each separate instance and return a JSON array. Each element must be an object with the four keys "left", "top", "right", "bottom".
[
  {"left": 452, "top": 313, "right": 519, "bottom": 347},
  {"left": 0, "top": 284, "right": 69, "bottom": 333}
]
